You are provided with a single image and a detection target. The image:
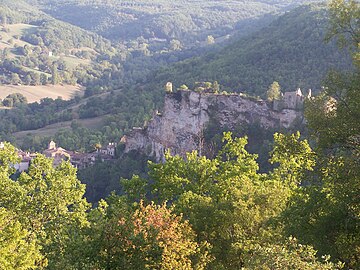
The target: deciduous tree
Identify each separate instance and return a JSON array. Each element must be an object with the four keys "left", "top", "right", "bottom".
[
  {"left": 124, "top": 132, "right": 327, "bottom": 269},
  {"left": 266, "top": 81, "right": 281, "bottom": 101}
]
